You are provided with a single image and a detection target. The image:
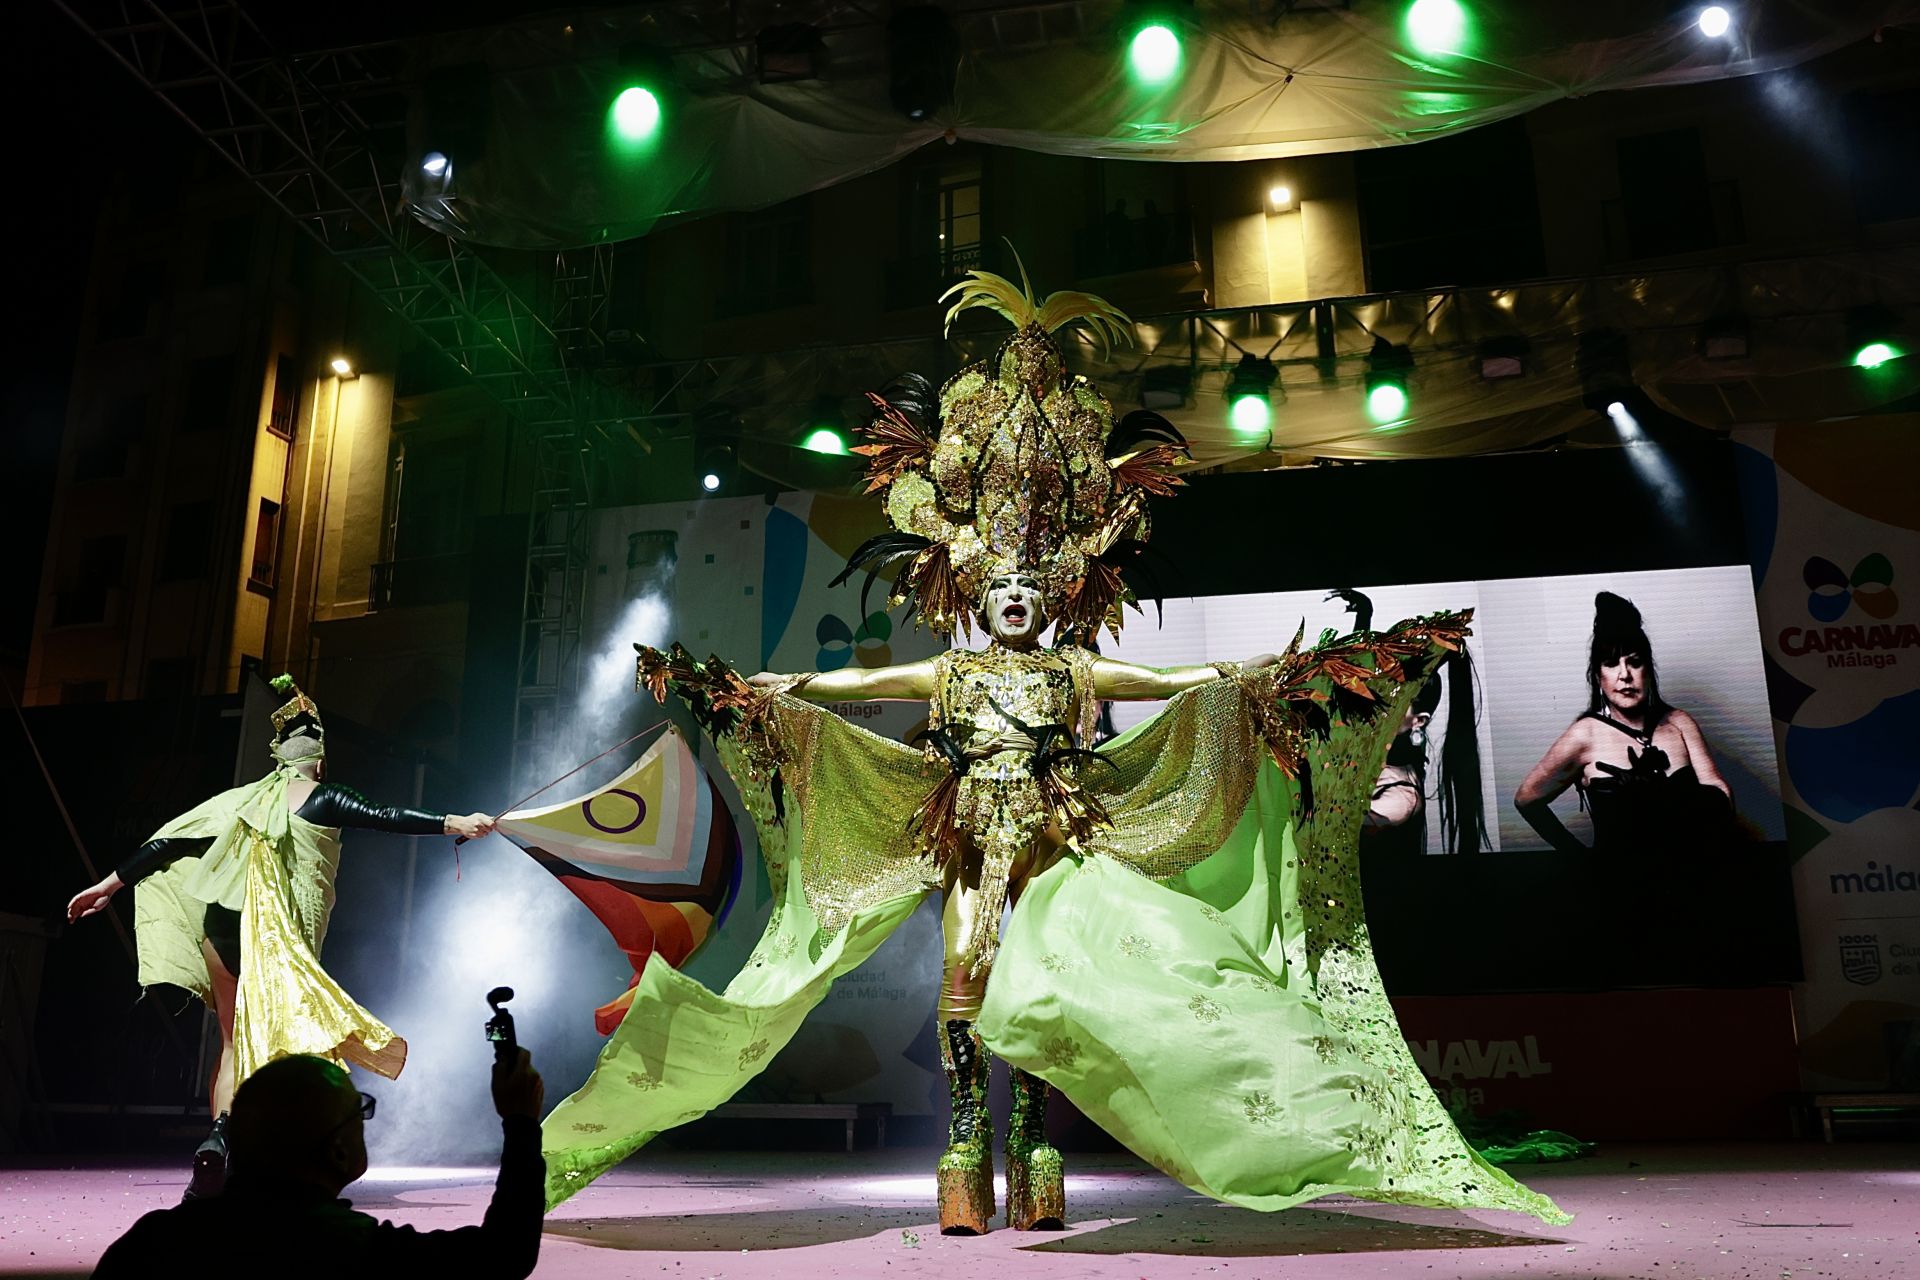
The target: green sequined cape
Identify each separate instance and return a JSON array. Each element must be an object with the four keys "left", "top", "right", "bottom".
[{"left": 540, "top": 616, "right": 1568, "bottom": 1224}]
